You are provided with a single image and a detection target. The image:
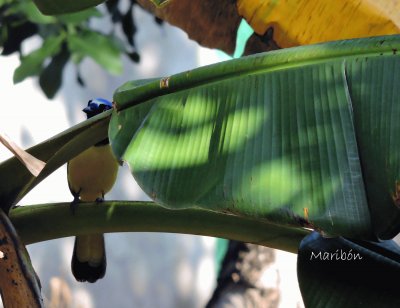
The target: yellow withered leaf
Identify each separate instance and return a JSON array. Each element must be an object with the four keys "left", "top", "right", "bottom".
[{"left": 237, "top": 0, "right": 400, "bottom": 48}]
